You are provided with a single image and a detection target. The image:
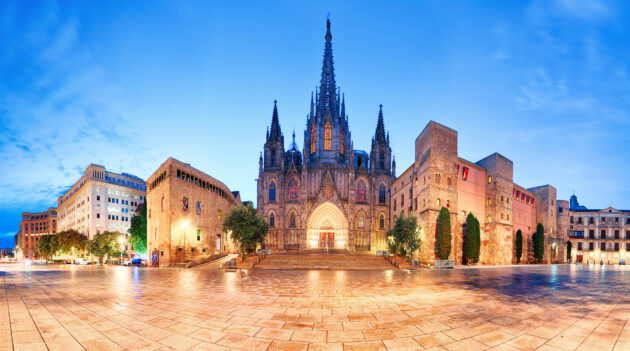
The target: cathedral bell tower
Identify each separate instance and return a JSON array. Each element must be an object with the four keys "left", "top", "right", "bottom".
[
  {"left": 370, "top": 105, "right": 392, "bottom": 175},
  {"left": 264, "top": 100, "right": 285, "bottom": 172},
  {"left": 304, "top": 19, "right": 352, "bottom": 168}
]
